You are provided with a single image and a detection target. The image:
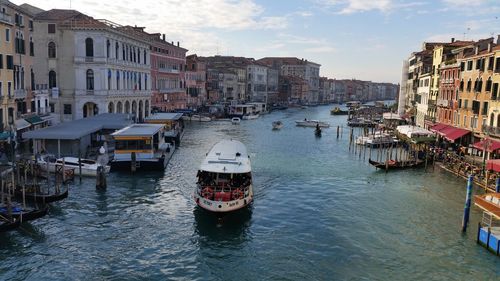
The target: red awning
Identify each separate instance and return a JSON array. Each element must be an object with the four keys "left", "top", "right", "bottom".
[
  {"left": 486, "top": 159, "right": 500, "bottom": 172},
  {"left": 473, "top": 139, "right": 500, "bottom": 152},
  {"left": 442, "top": 127, "right": 470, "bottom": 142},
  {"left": 430, "top": 123, "right": 449, "bottom": 133}
]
